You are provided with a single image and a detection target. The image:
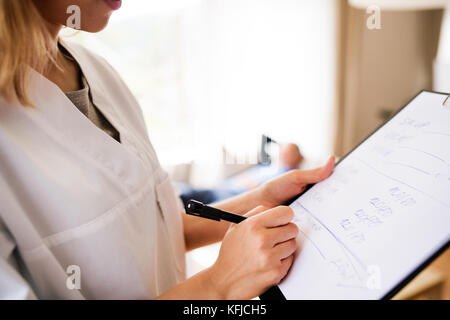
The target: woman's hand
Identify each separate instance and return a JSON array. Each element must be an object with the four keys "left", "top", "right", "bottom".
[
  {"left": 207, "top": 205, "right": 298, "bottom": 300},
  {"left": 256, "top": 156, "right": 335, "bottom": 208},
  {"left": 166, "top": 160, "right": 334, "bottom": 299},
  {"left": 182, "top": 156, "right": 334, "bottom": 252}
]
